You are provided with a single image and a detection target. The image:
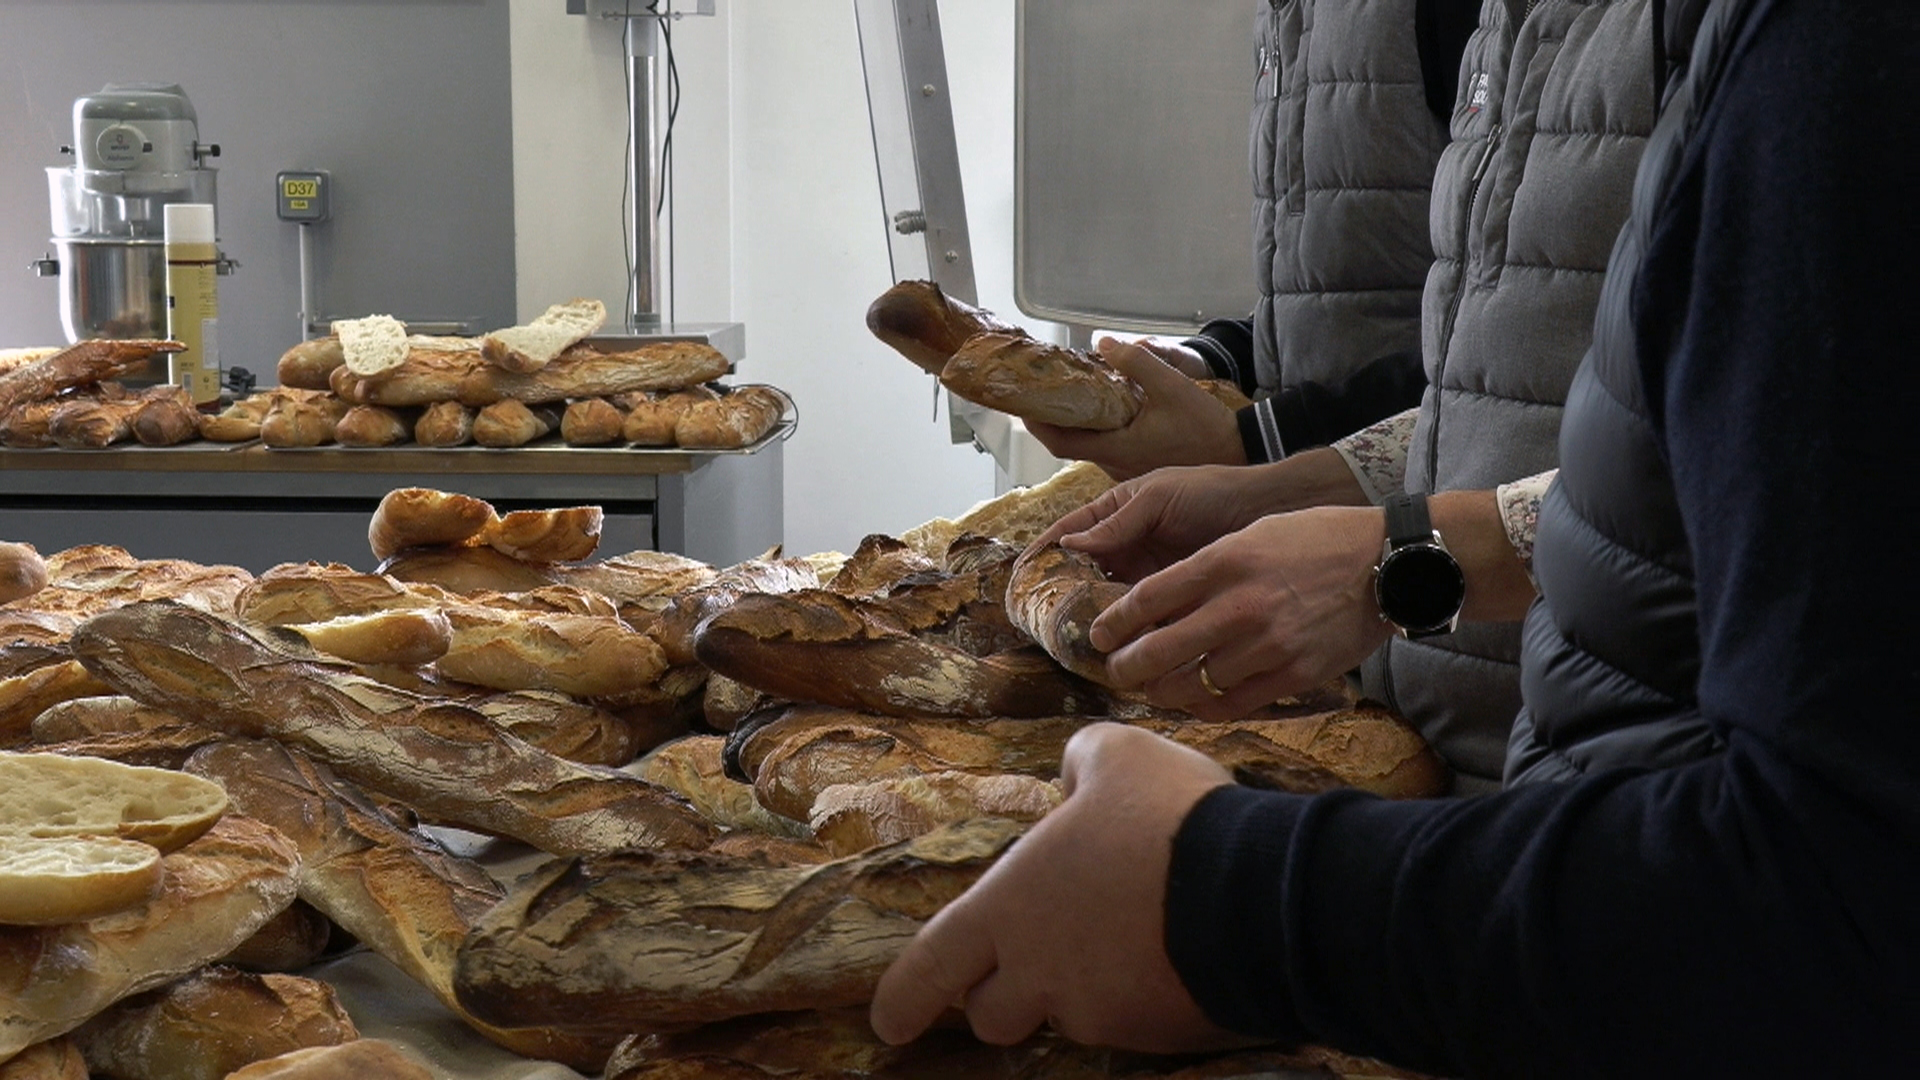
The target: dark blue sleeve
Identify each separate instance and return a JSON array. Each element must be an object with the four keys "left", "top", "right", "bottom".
[{"left": 1163, "top": 4, "right": 1920, "bottom": 1075}]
